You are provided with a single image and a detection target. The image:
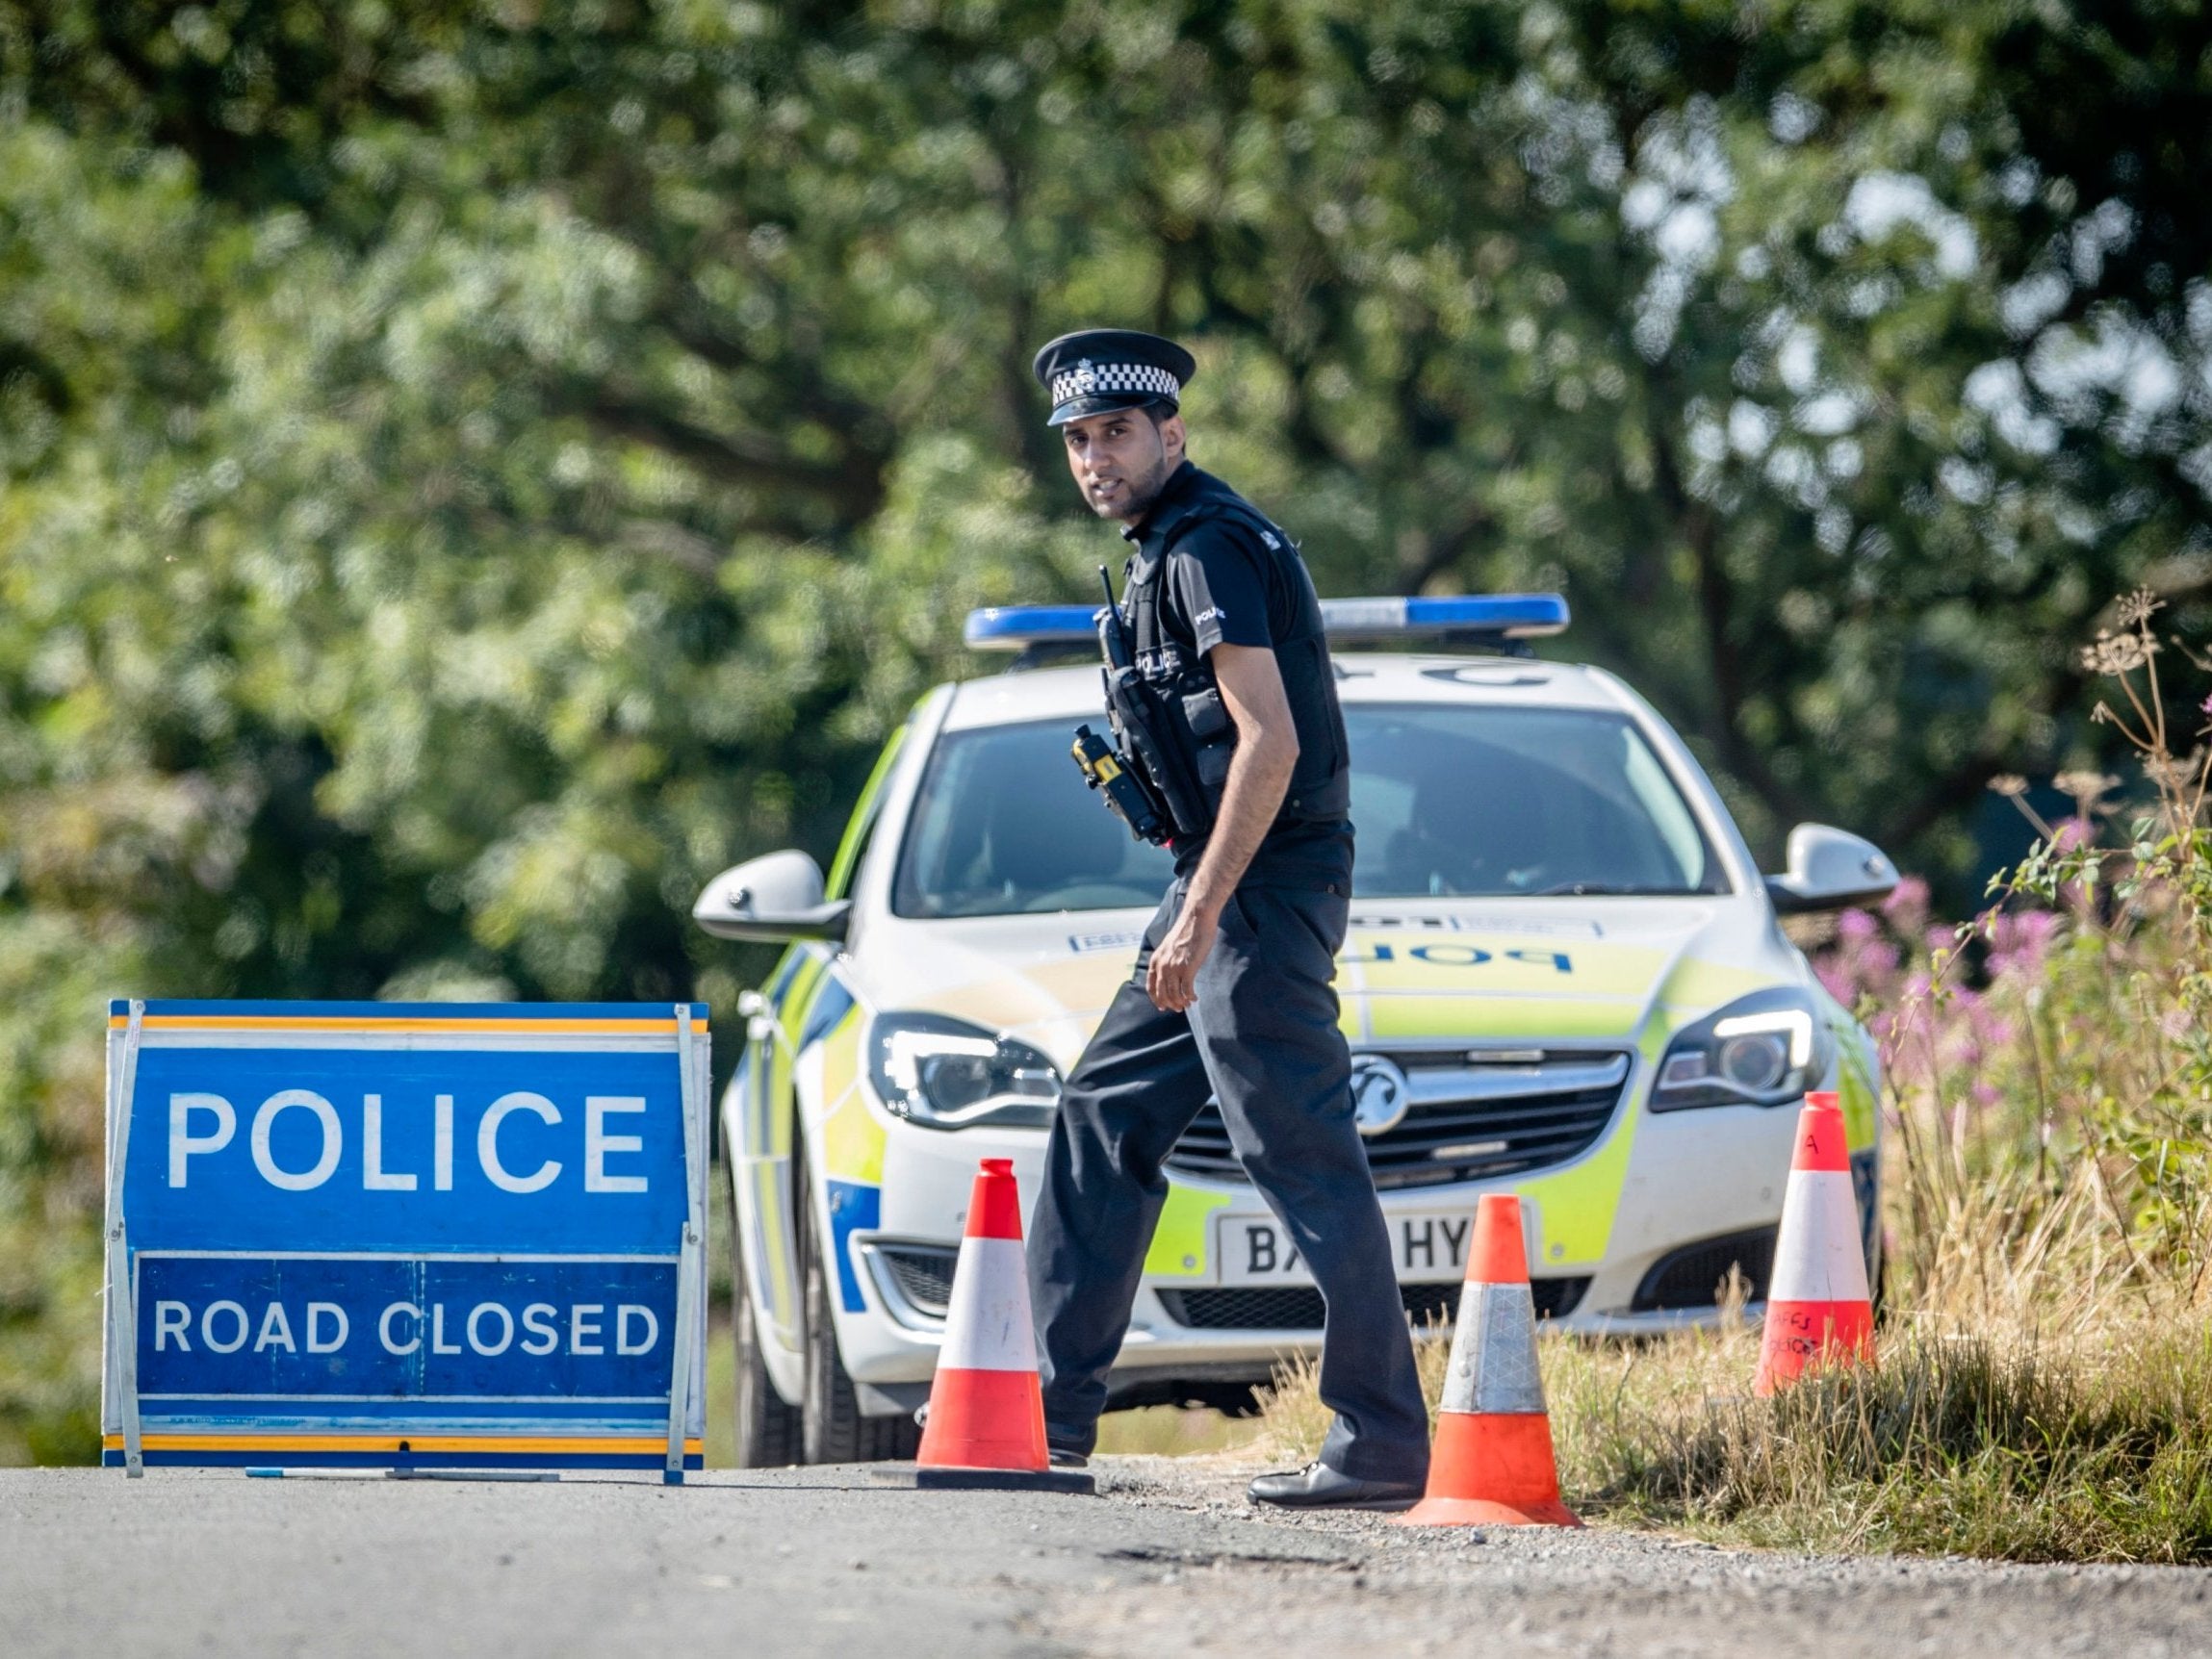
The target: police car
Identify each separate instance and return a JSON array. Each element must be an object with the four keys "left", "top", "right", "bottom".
[{"left": 694, "top": 596, "right": 1894, "bottom": 1465}]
